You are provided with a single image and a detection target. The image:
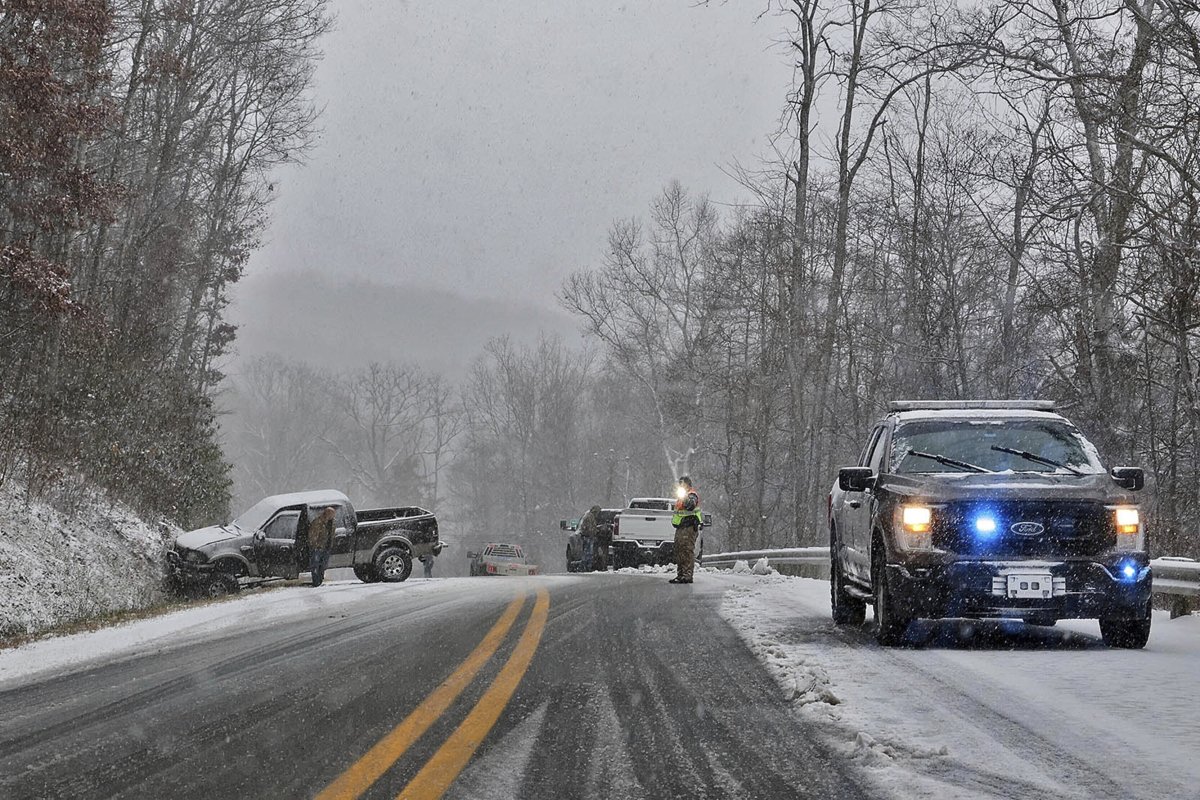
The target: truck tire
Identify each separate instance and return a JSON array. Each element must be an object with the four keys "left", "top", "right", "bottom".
[
  {"left": 375, "top": 547, "right": 412, "bottom": 583},
  {"left": 354, "top": 565, "right": 379, "bottom": 583},
  {"left": 872, "top": 538, "right": 910, "bottom": 646},
  {"left": 1100, "top": 603, "right": 1151, "bottom": 649},
  {"left": 830, "top": 526, "right": 866, "bottom": 626},
  {"left": 200, "top": 572, "right": 240, "bottom": 598}
]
